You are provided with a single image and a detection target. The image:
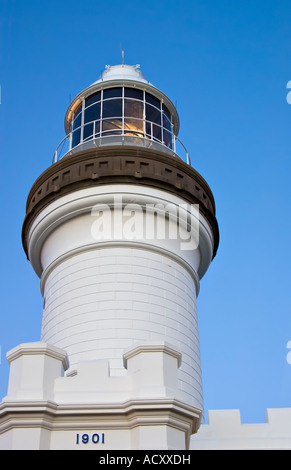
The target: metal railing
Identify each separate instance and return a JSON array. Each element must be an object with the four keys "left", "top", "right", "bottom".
[{"left": 52, "top": 118, "right": 191, "bottom": 166}]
